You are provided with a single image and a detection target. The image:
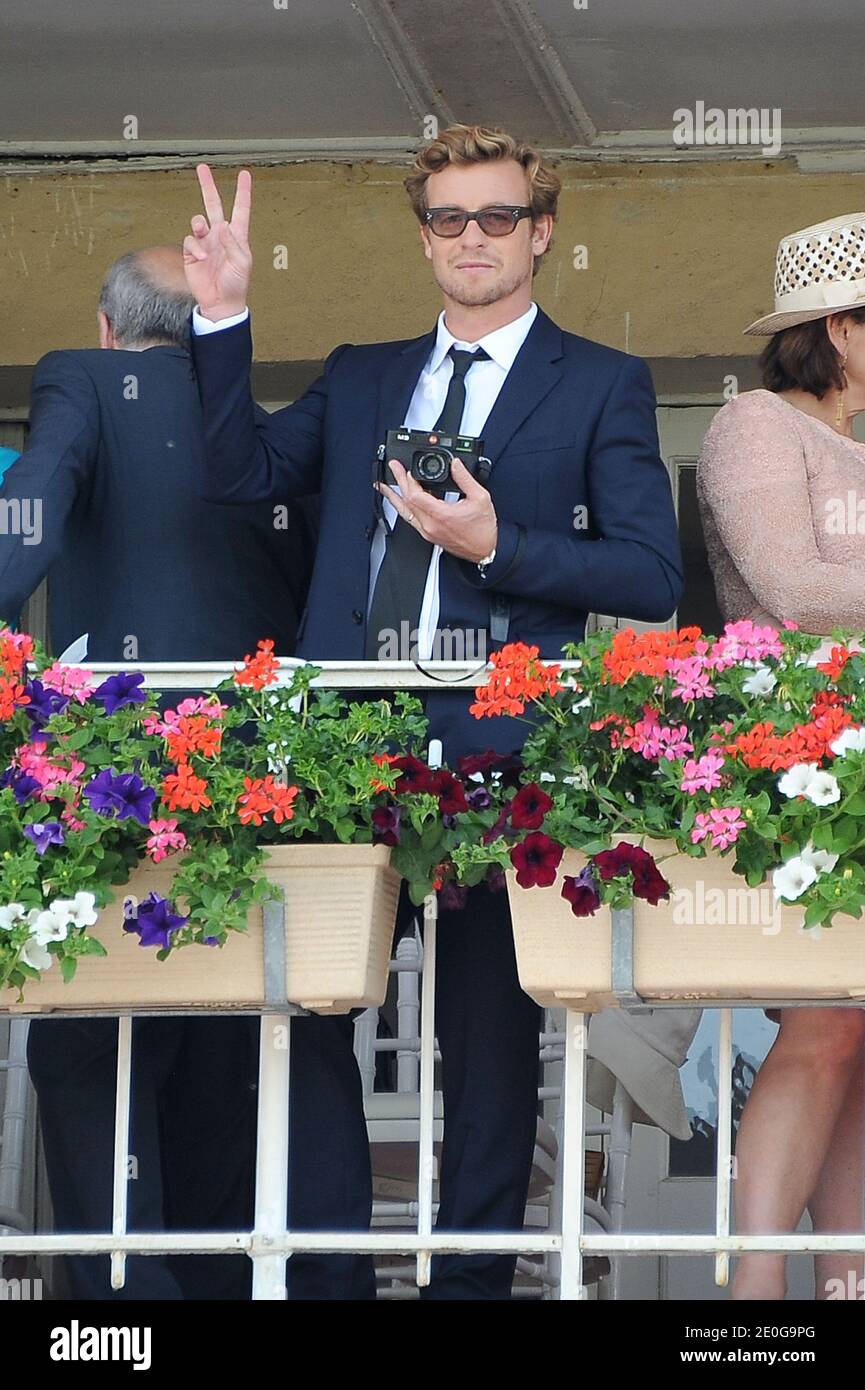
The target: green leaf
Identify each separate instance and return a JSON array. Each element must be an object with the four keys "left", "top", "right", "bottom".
[
  {"left": 60, "top": 956, "right": 78, "bottom": 983},
  {"left": 62, "top": 727, "right": 95, "bottom": 750}
]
